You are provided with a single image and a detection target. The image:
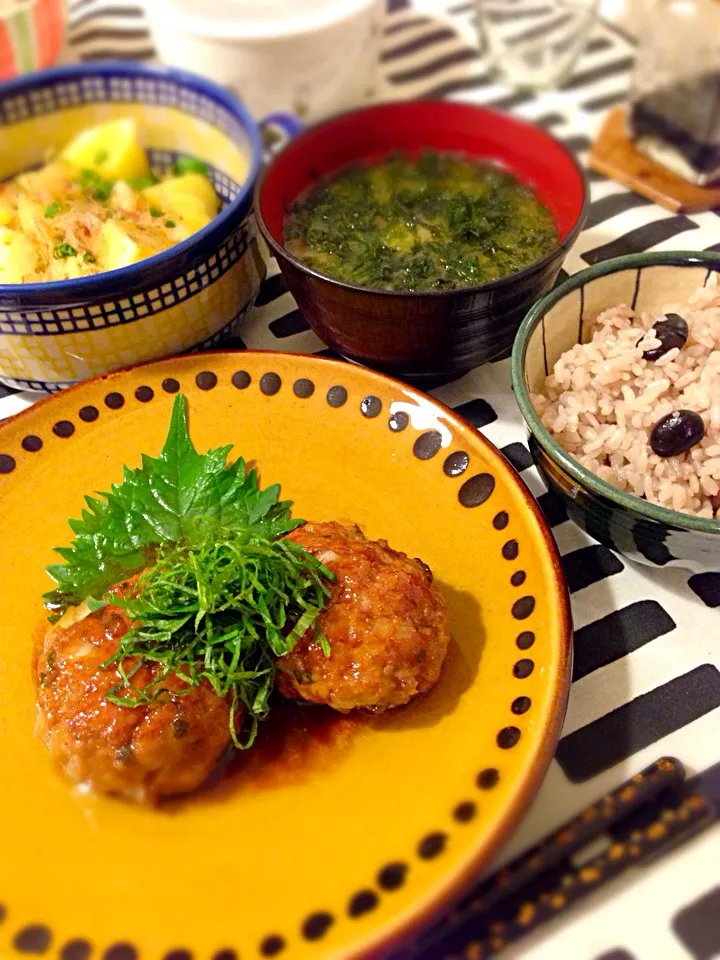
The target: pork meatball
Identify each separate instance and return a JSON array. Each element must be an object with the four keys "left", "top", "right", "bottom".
[
  {"left": 36, "top": 585, "right": 232, "bottom": 804},
  {"left": 277, "top": 522, "right": 450, "bottom": 712}
]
